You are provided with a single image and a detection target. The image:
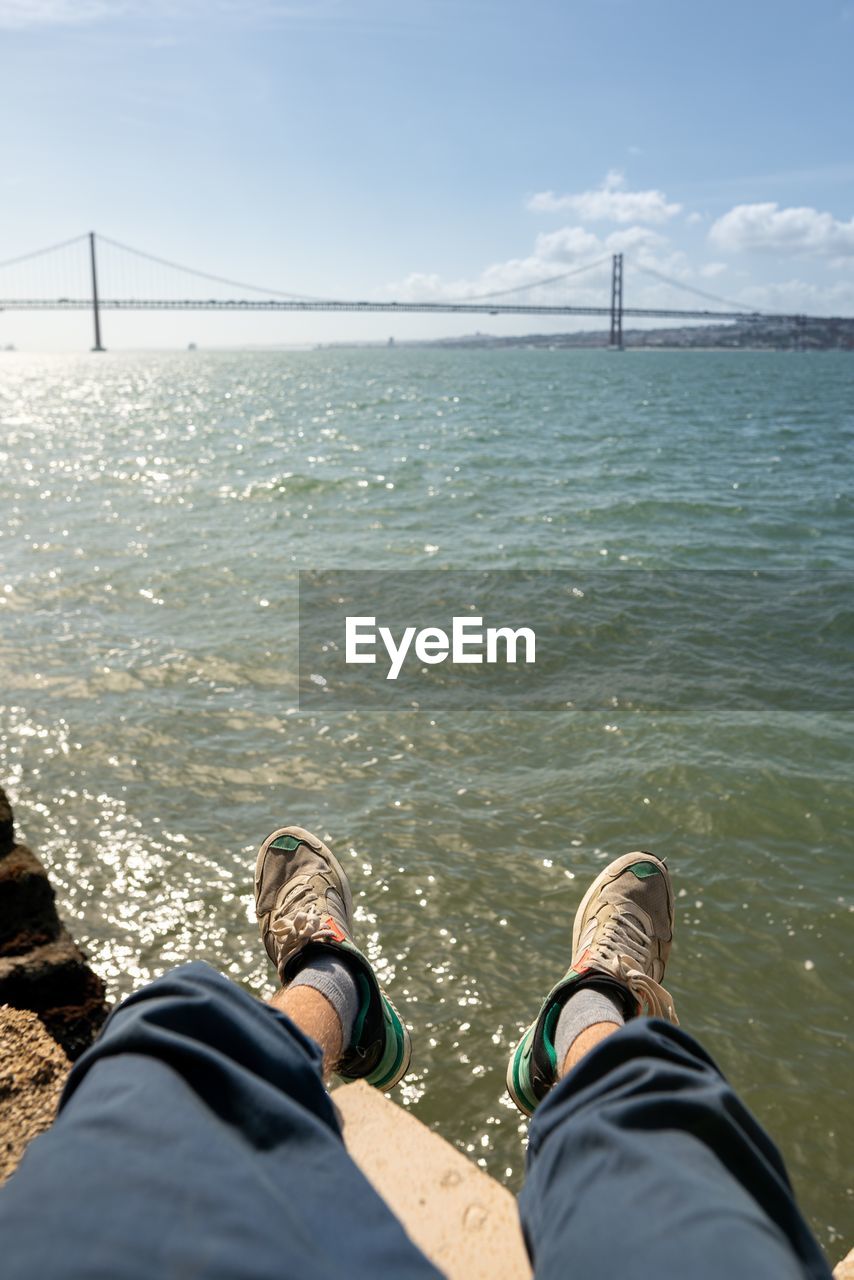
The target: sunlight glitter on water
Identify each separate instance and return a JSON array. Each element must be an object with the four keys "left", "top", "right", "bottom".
[{"left": 1, "top": 348, "right": 852, "bottom": 1248}]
